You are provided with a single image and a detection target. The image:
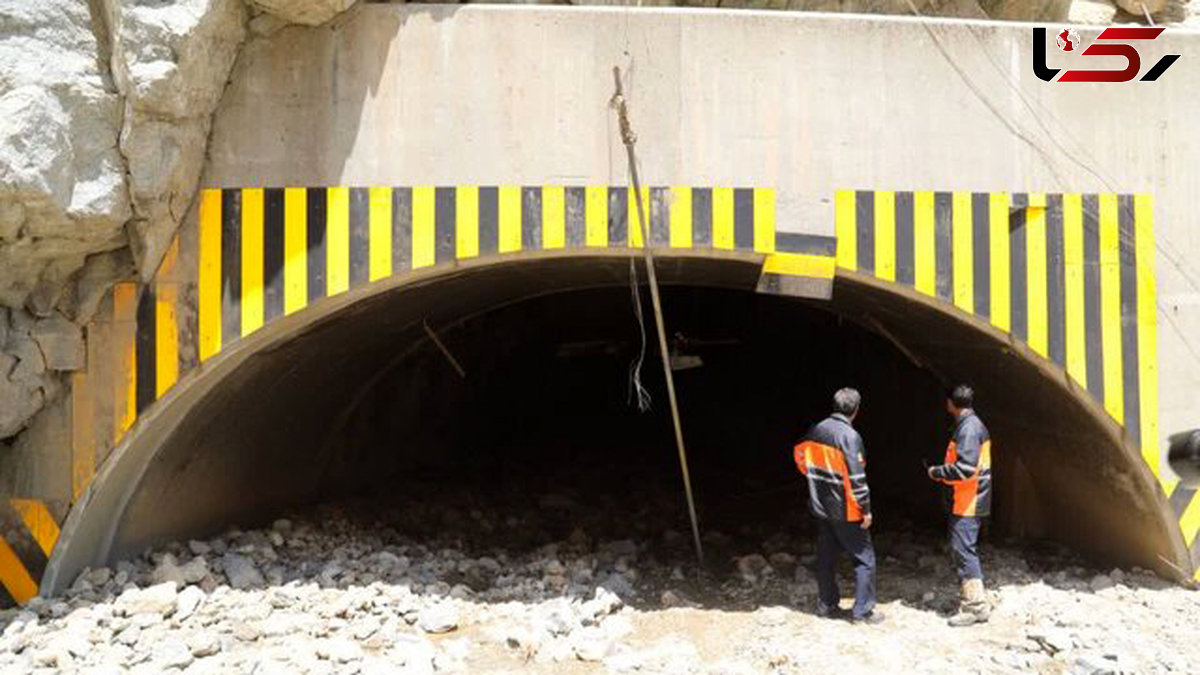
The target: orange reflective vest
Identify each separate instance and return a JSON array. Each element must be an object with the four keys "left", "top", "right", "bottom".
[
  {"left": 930, "top": 410, "right": 992, "bottom": 517},
  {"left": 794, "top": 413, "right": 871, "bottom": 522}
]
